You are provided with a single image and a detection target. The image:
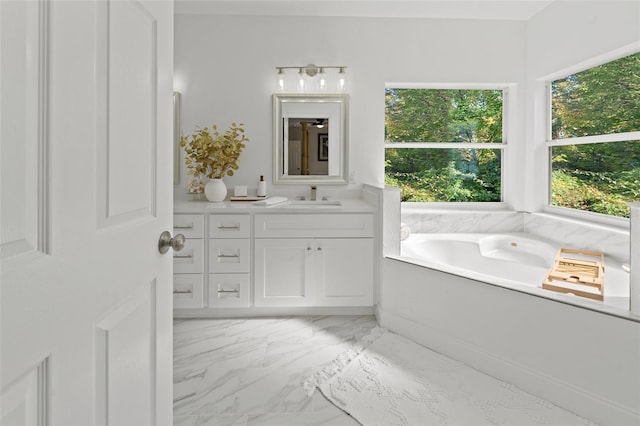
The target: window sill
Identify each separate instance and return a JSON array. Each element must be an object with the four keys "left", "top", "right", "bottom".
[{"left": 401, "top": 201, "right": 509, "bottom": 212}]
